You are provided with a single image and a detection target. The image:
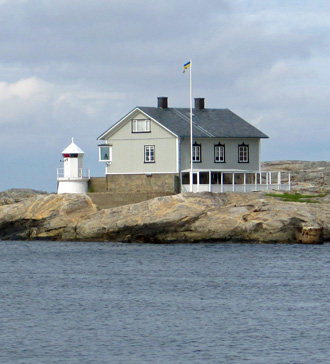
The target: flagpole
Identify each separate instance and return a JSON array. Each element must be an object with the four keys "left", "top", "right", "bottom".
[{"left": 189, "top": 59, "right": 193, "bottom": 192}]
